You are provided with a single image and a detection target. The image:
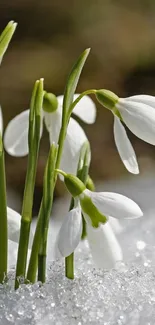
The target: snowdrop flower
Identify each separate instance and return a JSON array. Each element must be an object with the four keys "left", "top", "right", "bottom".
[
  {"left": 96, "top": 90, "right": 155, "bottom": 174},
  {"left": 4, "top": 93, "right": 96, "bottom": 175},
  {"left": 56, "top": 172, "right": 143, "bottom": 268}
]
